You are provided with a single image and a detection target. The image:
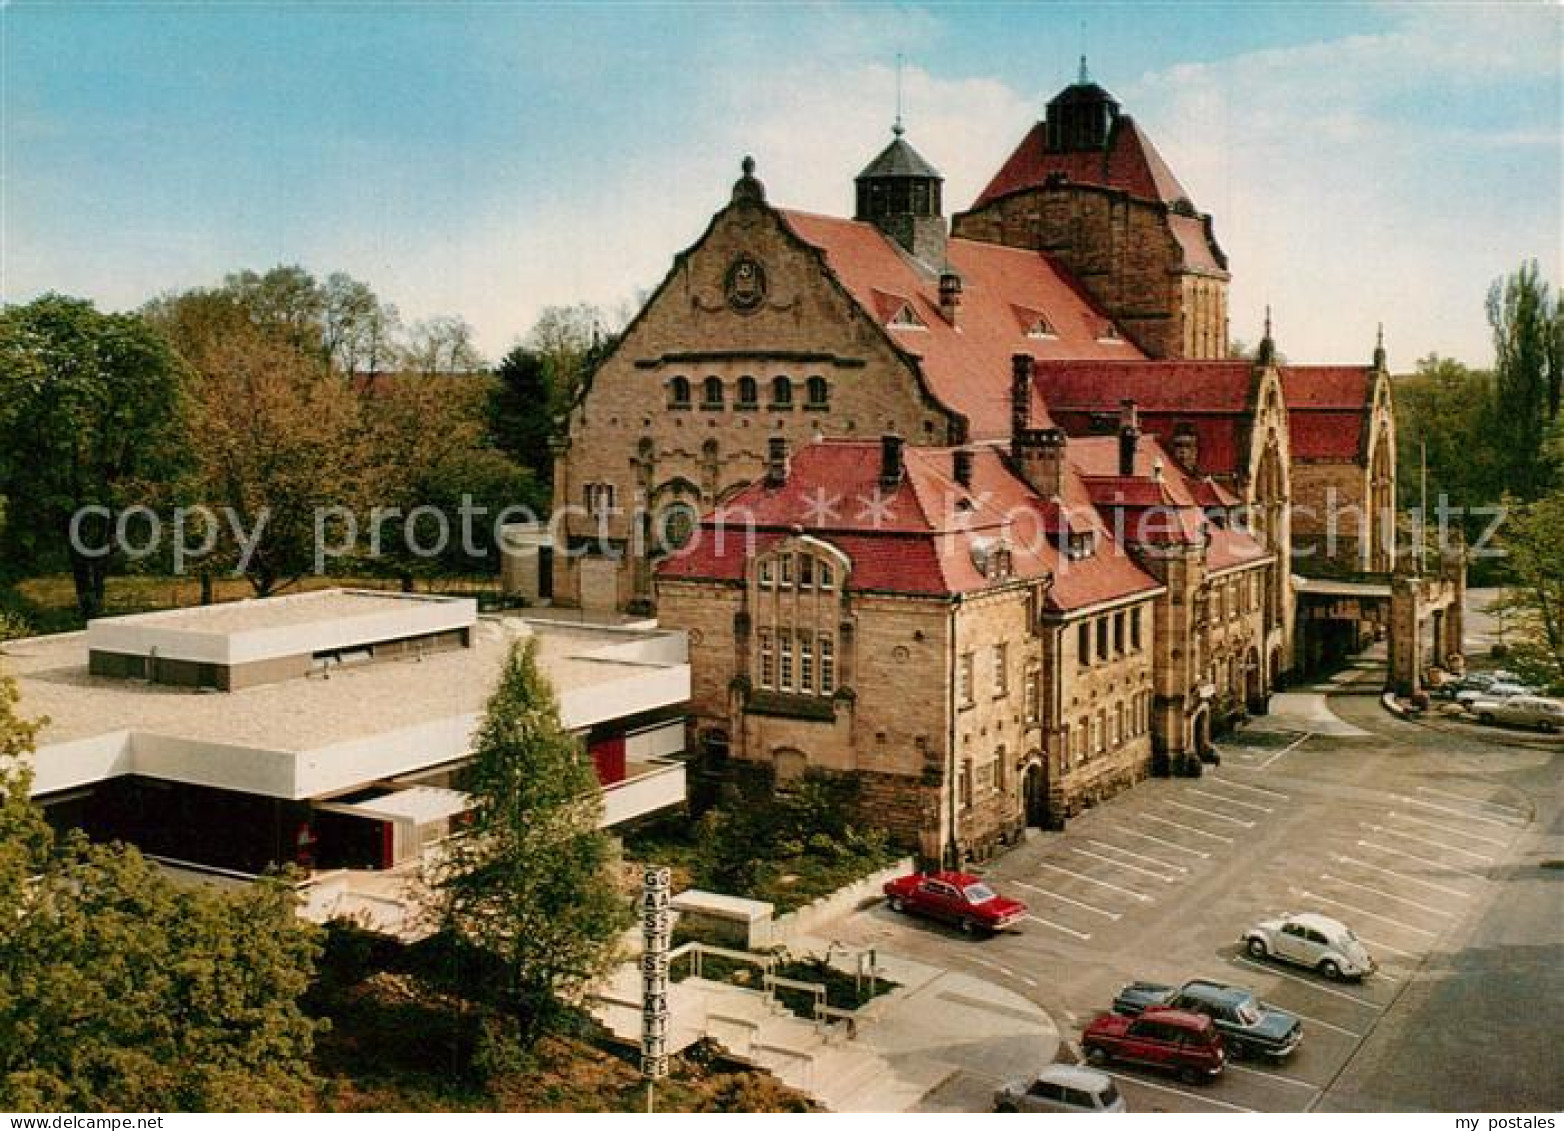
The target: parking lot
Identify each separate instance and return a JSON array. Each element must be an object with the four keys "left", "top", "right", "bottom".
[{"left": 826, "top": 690, "right": 1544, "bottom": 1113}]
